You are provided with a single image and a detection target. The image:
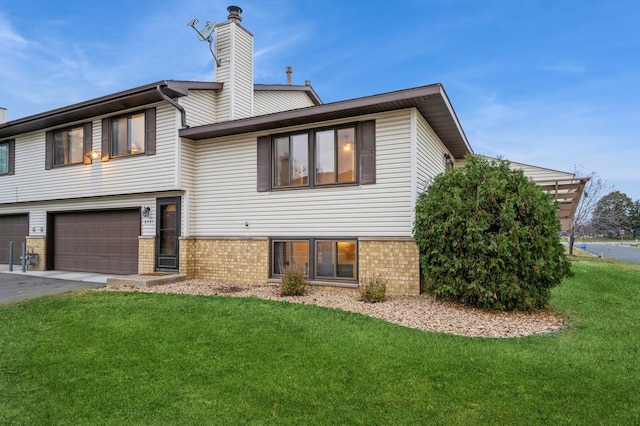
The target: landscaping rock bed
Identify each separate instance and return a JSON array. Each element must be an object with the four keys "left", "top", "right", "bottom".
[{"left": 106, "top": 280, "right": 564, "bottom": 338}]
